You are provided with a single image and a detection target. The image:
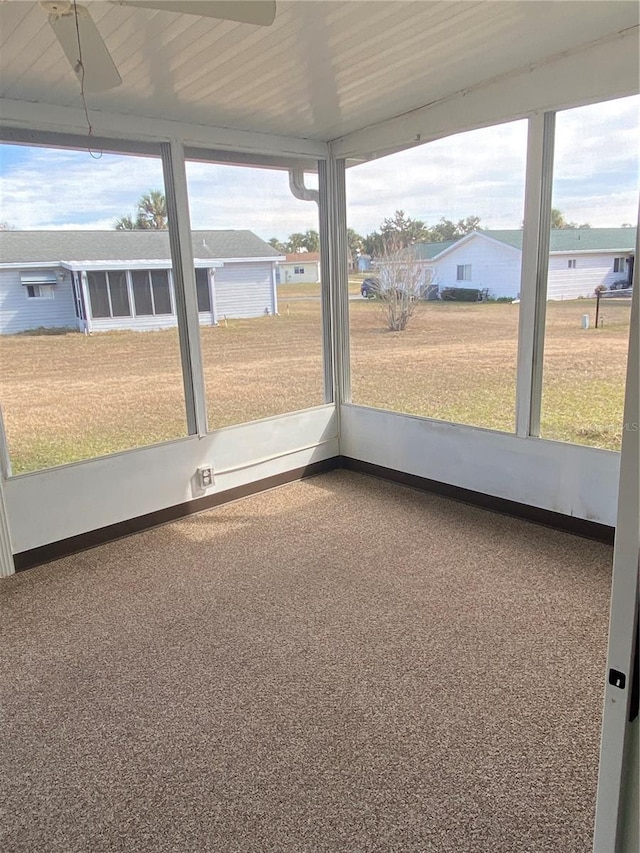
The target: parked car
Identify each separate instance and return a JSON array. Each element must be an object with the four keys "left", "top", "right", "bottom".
[{"left": 361, "top": 277, "right": 381, "bottom": 298}]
